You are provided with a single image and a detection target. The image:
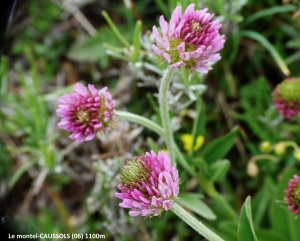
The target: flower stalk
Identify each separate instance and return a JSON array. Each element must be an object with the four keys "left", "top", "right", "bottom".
[
  {"left": 115, "top": 111, "right": 165, "bottom": 136},
  {"left": 171, "top": 202, "right": 225, "bottom": 241},
  {"left": 159, "top": 68, "right": 175, "bottom": 162}
]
